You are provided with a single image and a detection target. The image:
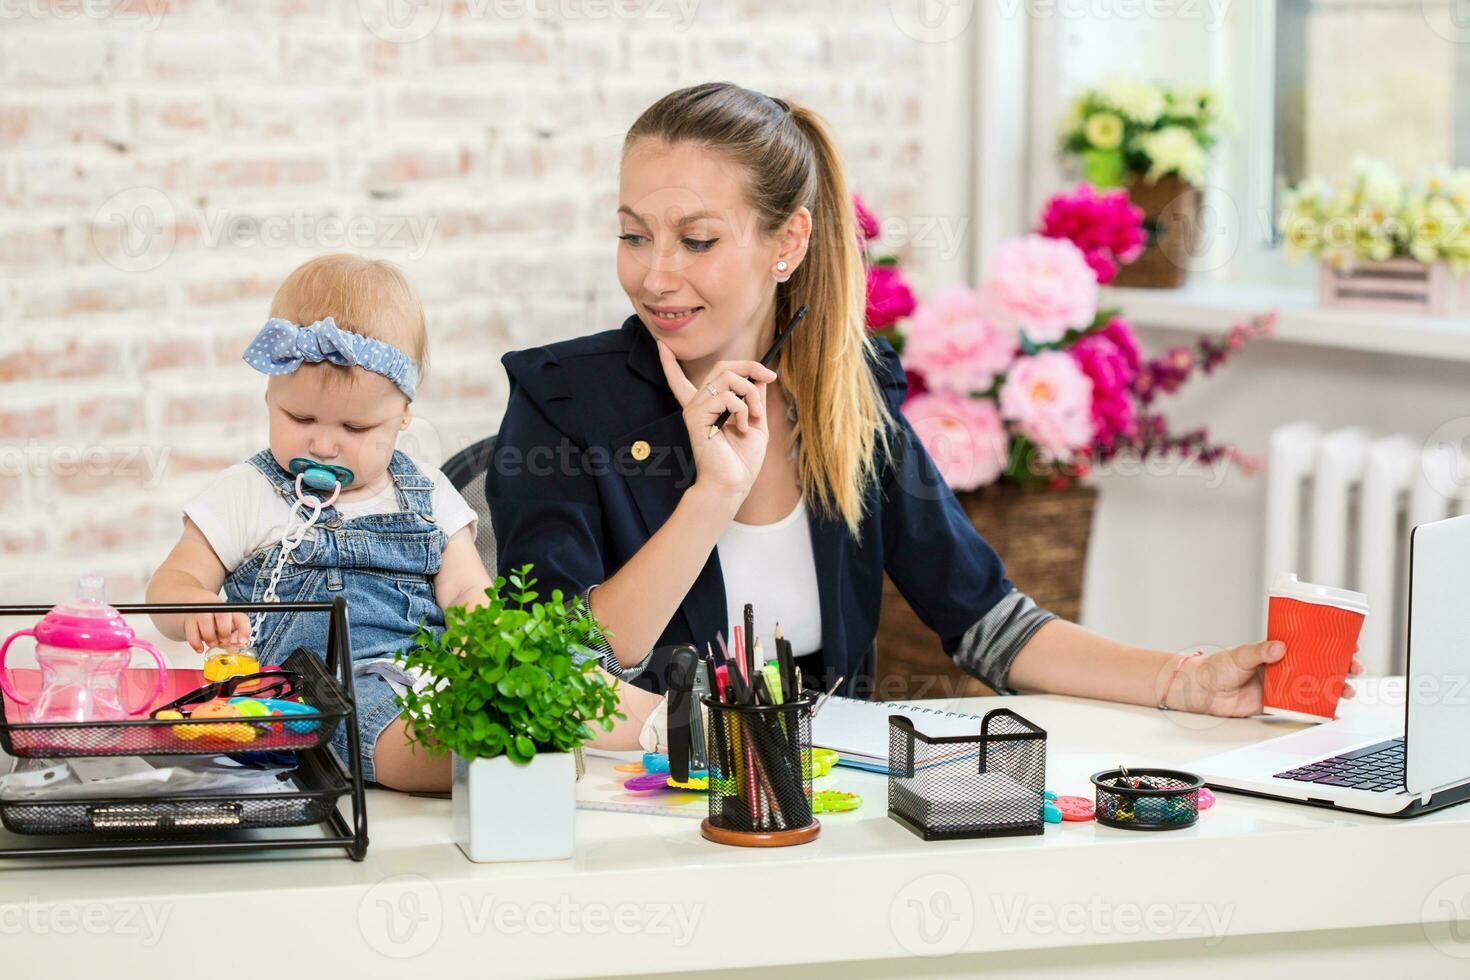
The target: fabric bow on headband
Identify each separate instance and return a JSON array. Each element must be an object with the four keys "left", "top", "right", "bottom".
[{"left": 242, "top": 316, "right": 419, "bottom": 400}]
